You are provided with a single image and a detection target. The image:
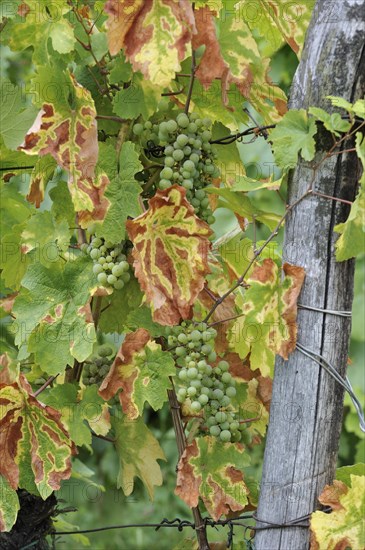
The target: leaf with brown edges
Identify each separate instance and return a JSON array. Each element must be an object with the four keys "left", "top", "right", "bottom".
[{"left": 127, "top": 186, "right": 212, "bottom": 325}]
